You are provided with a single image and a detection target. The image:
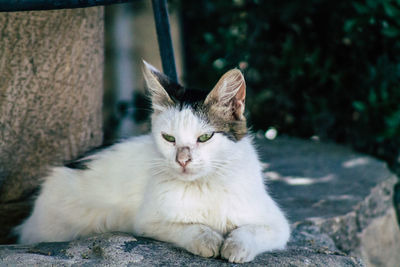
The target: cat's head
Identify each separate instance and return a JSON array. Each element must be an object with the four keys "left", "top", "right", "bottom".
[{"left": 143, "top": 61, "right": 247, "bottom": 181}]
